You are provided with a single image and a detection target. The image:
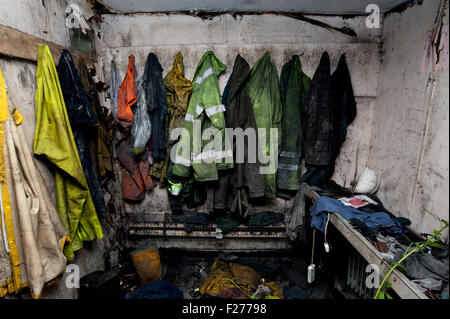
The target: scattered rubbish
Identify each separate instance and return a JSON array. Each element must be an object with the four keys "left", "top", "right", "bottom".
[
  {"left": 80, "top": 270, "right": 121, "bottom": 299},
  {"left": 198, "top": 258, "right": 284, "bottom": 299},
  {"left": 338, "top": 195, "right": 378, "bottom": 208}
]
